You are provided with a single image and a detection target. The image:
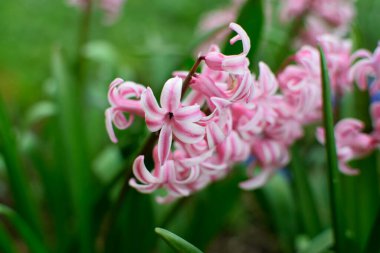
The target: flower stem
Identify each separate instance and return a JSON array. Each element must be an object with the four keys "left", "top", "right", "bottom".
[
  {"left": 181, "top": 56, "right": 205, "bottom": 97},
  {"left": 76, "top": 0, "right": 93, "bottom": 86}
]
